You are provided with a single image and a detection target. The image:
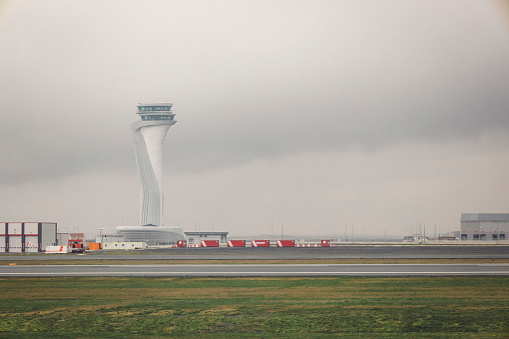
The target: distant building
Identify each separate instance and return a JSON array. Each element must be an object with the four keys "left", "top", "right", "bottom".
[
  {"left": 0, "top": 222, "right": 57, "bottom": 253},
  {"left": 185, "top": 232, "right": 228, "bottom": 245},
  {"left": 460, "top": 213, "right": 509, "bottom": 241}
]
